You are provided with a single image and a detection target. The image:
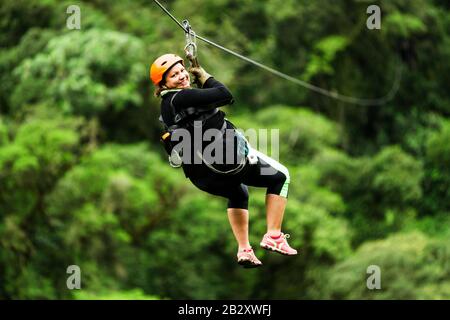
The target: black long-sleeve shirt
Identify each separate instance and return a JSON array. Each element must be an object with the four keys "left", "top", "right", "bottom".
[
  {"left": 159, "top": 77, "right": 235, "bottom": 177},
  {"left": 160, "top": 77, "right": 234, "bottom": 131}
]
